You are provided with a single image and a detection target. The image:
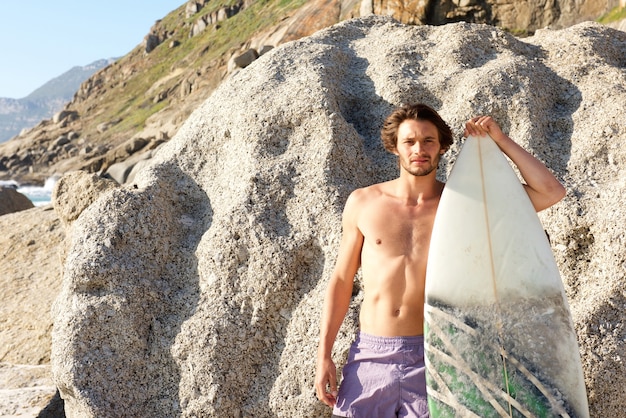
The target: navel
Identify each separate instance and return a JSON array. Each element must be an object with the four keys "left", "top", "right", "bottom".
[{"left": 393, "top": 308, "right": 401, "bottom": 317}]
